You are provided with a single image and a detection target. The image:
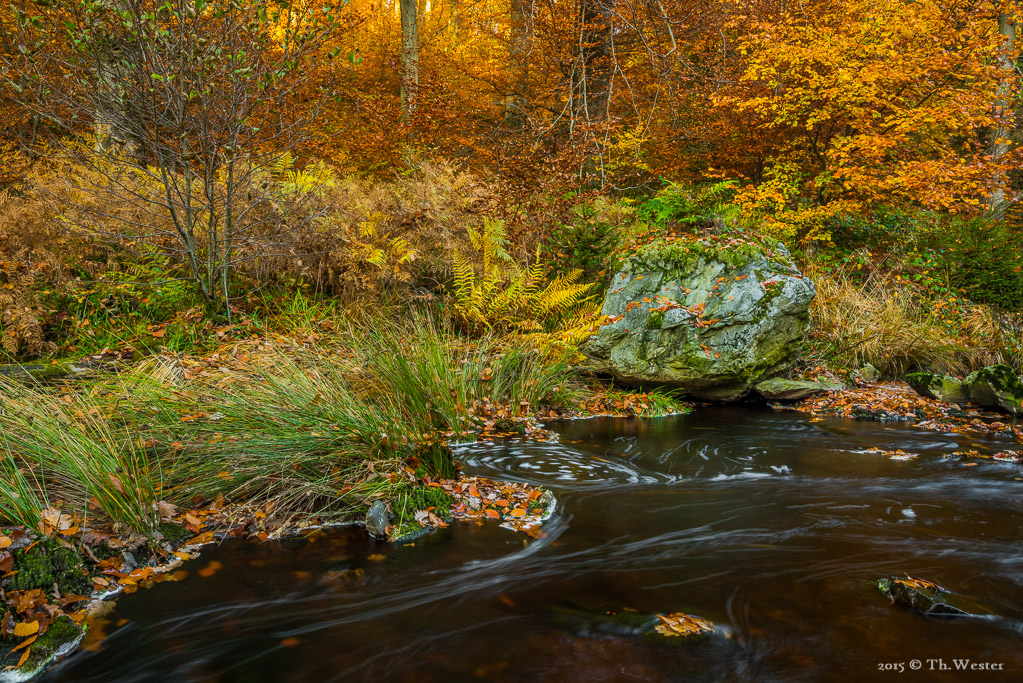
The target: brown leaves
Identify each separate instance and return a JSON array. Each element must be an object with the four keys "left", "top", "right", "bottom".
[
  {"left": 437, "top": 476, "right": 550, "bottom": 538},
  {"left": 786, "top": 382, "right": 1022, "bottom": 442}
]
